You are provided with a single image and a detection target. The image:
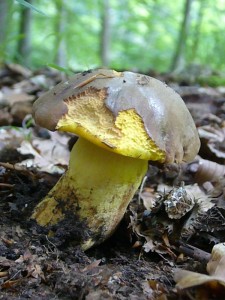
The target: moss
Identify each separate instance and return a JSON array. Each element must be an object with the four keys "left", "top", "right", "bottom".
[{"left": 197, "top": 75, "right": 225, "bottom": 87}]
